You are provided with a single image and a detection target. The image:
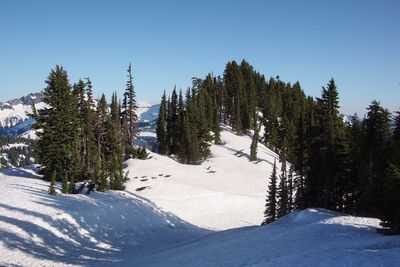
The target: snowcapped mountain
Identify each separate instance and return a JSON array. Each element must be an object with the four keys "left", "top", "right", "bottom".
[
  {"left": 0, "top": 126, "right": 398, "bottom": 266},
  {"left": 0, "top": 92, "right": 160, "bottom": 139},
  {"left": 0, "top": 92, "right": 45, "bottom": 136}
]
